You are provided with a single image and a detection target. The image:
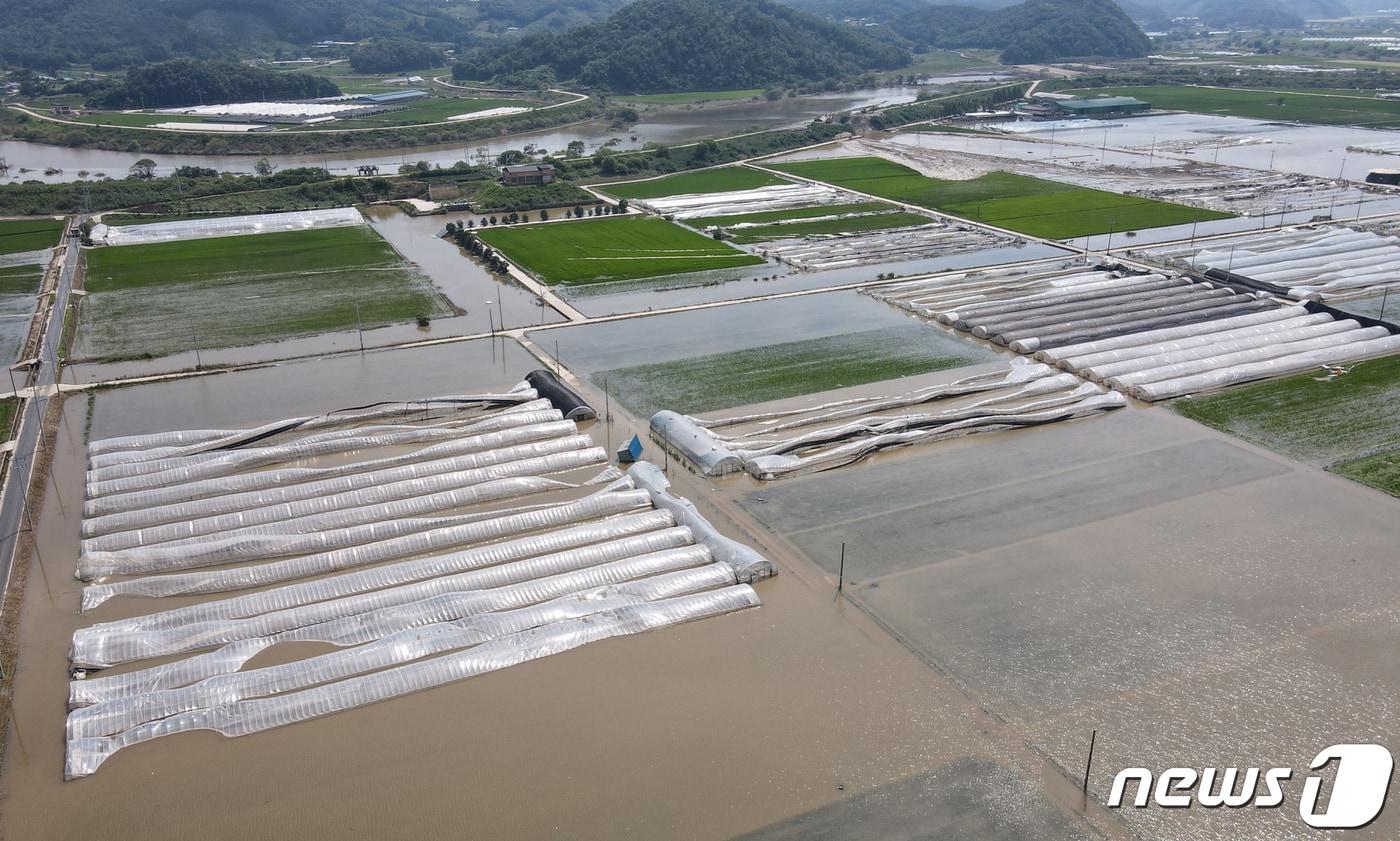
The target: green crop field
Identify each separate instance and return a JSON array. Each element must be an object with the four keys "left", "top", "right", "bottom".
[
  {"left": 77, "top": 224, "right": 453, "bottom": 361},
  {"left": 599, "top": 166, "right": 791, "bottom": 200},
  {"left": 902, "top": 49, "right": 1002, "bottom": 75},
  {"left": 617, "top": 89, "right": 764, "bottom": 105},
  {"left": 1060, "top": 85, "right": 1400, "bottom": 128},
  {"left": 771, "top": 156, "right": 1230, "bottom": 239},
  {"left": 476, "top": 216, "right": 765, "bottom": 285},
  {"left": 593, "top": 324, "right": 989, "bottom": 417},
  {"left": 728, "top": 211, "right": 933, "bottom": 243},
  {"left": 0, "top": 218, "right": 63, "bottom": 255},
  {"left": 1173, "top": 353, "right": 1400, "bottom": 494}
]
